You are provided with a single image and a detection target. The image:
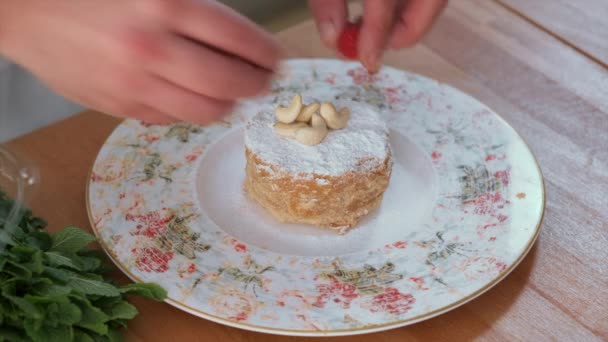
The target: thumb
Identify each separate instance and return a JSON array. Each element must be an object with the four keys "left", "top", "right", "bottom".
[{"left": 308, "top": 0, "right": 348, "bottom": 48}]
